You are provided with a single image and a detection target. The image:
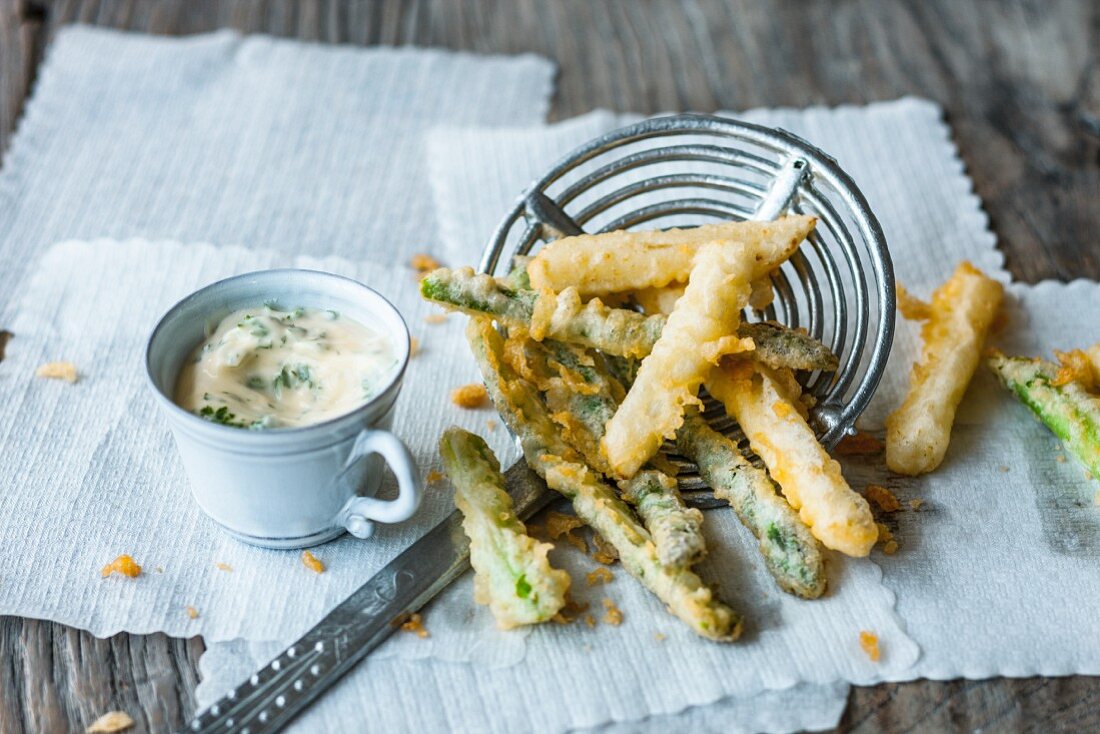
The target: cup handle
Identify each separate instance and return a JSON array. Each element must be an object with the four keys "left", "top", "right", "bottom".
[{"left": 336, "top": 429, "right": 423, "bottom": 539}]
